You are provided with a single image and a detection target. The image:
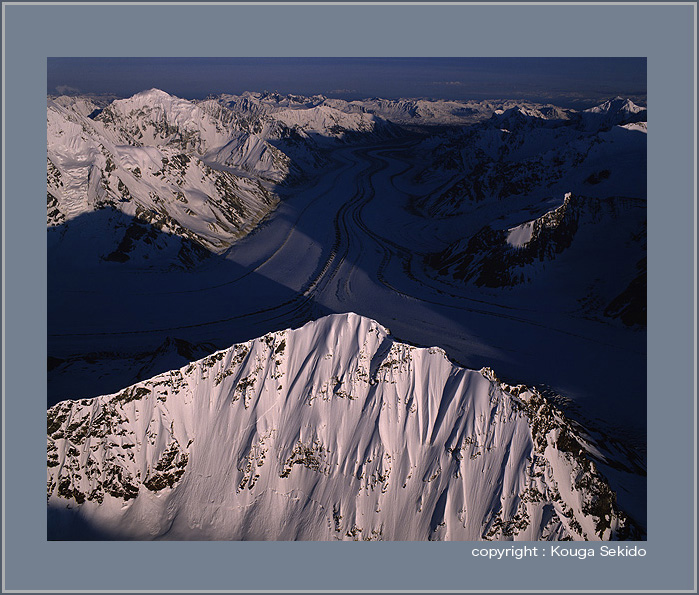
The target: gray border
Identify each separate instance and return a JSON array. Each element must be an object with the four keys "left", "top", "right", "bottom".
[{"left": 2, "top": 1, "right": 696, "bottom": 592}]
